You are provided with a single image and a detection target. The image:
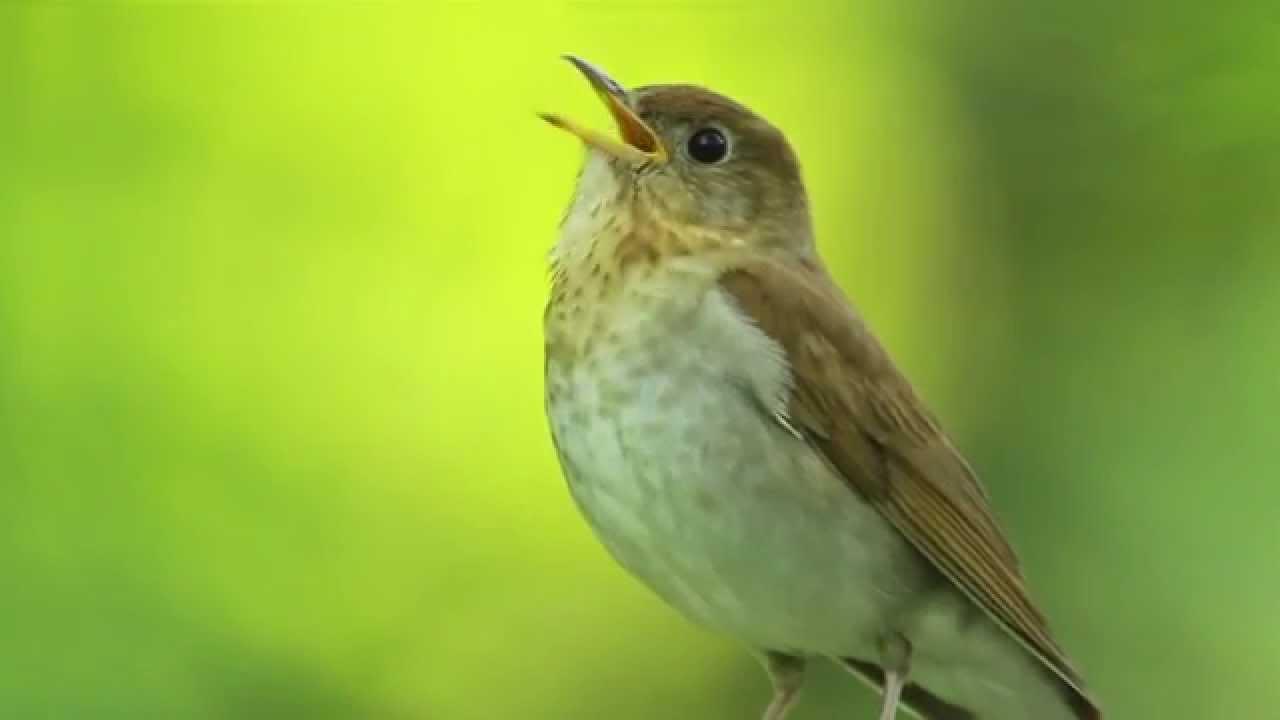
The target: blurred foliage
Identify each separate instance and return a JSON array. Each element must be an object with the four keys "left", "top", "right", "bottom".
[{"left": 1, "top": 2, "right": 1277, "bottom": 718}]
